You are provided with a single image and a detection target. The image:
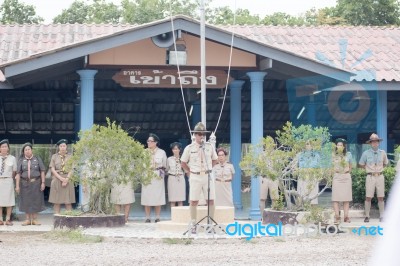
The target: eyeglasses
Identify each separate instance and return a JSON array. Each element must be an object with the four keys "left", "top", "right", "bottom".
[
  {"left": 147, "top": 140, "right": 155, "bottom": 143},
  {"left": 196, "top": 133, "right": 205, "bottom": 136}
]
